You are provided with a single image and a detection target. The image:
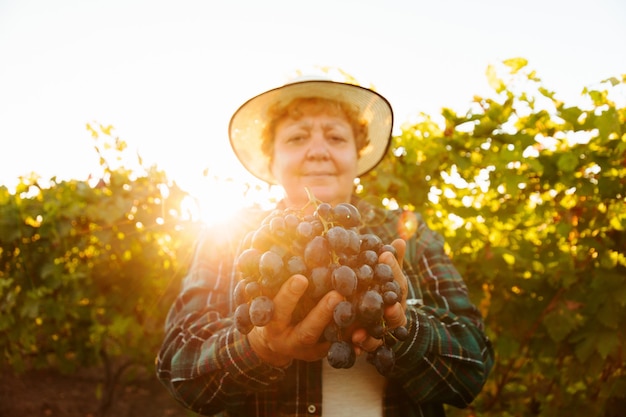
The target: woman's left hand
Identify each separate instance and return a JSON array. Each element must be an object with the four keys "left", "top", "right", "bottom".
[{"left": 351, "top": 238, "right": 407, "bottom": 355}]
